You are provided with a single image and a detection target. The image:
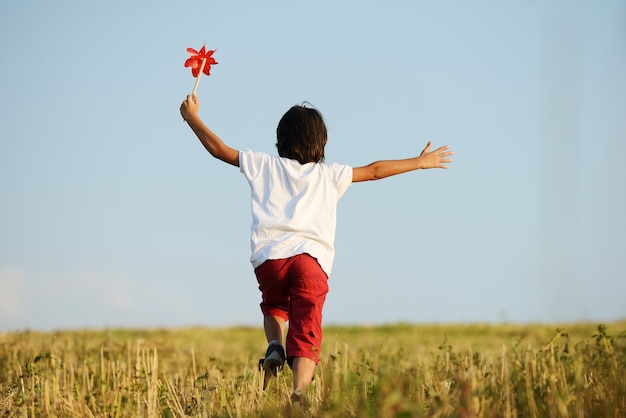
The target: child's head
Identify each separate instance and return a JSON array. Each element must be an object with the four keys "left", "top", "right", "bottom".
[{"left": 276, "top": 104, "right": 327, "bottom": 164}]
